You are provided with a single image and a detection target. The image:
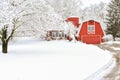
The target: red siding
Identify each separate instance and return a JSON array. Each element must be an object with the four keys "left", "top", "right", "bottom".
[
  {"left": 66, "top": 17, "right": 79, "bottom": 27},
  {"left": 81, "top": 35, "right": 101, "bottom": 44},
  {"left": 77, "top": 20, "right": 104, "bottom": 44}
]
